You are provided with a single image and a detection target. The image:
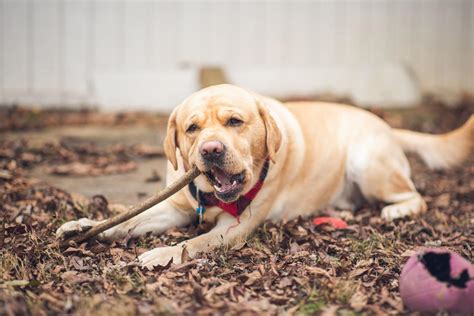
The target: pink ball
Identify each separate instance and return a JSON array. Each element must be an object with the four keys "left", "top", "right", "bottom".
[{"left": 400, "top": 248, "right": 474, "bottom": 314}]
